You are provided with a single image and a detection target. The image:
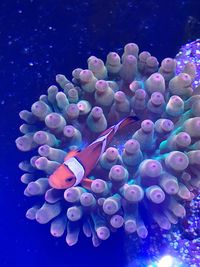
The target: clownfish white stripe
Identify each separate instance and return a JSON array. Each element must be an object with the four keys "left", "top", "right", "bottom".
[
  {"left": 64, "top": 157, "right": 85, "bottom": 186},
  {"left": 90, "top": 128, "right": 113, "bottom": 160},
  {"left": 90, "top": 127, "right": 113, "bottom": 145},
  {"left": 114, "top": 119, "right": 122, "bottom": 133}
]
